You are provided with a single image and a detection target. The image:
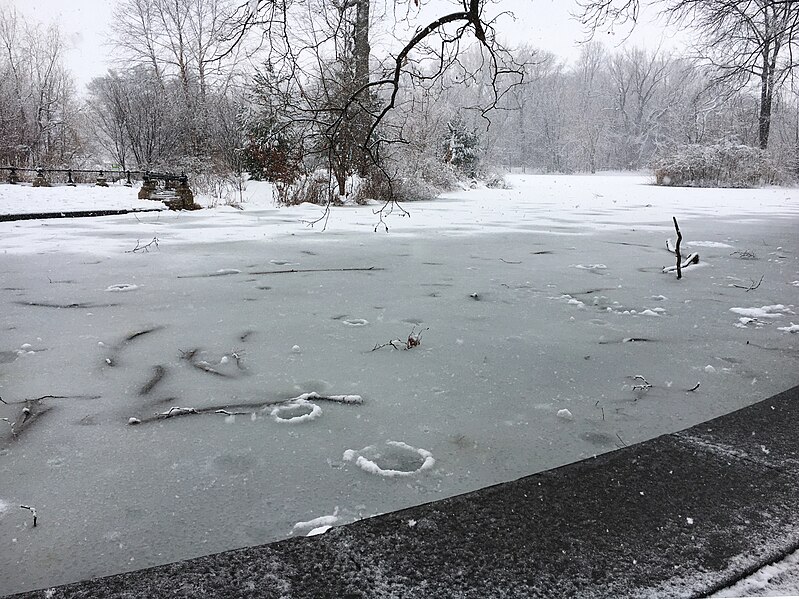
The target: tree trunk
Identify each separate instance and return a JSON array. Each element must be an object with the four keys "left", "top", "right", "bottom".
[{"left": 352, "top": 0, "right": 370, "bottom": 176}]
